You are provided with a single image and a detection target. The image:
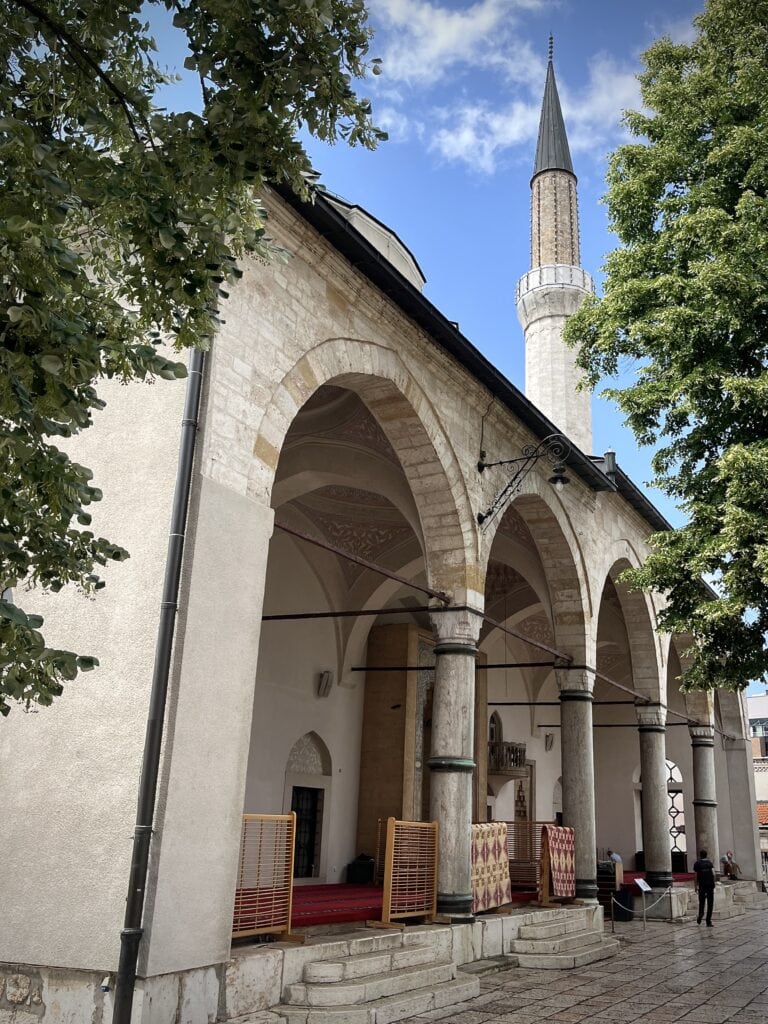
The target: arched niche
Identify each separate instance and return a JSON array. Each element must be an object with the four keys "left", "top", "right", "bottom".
[{"left": 282, "top": 732, "right": 333, "bottom": 881}]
